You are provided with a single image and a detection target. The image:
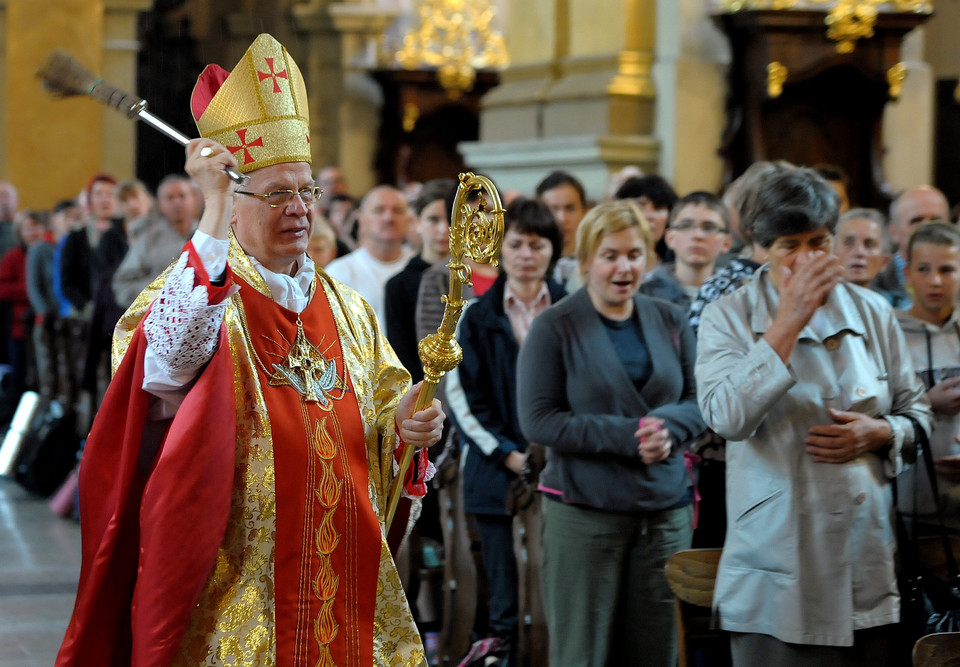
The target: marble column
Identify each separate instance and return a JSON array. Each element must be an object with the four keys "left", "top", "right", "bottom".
[
  {"left": 305, "top": 1, "right": 399, "bottom": 194},
  {"left": 461, "top": 0, "right": 662, "bottom": 201}
]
